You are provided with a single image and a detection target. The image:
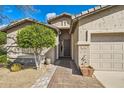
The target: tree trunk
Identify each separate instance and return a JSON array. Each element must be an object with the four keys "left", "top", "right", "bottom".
[
  {"left": 39, "top": 55, "right": 42, "bottom": 69},
  {"left": 34, "top": 52, "right": 39, "bottom": 69},
  {"left": 38, "top": 54, "right": 41, "bottom": 68},
  {"left": 39, "top": 49, "right": 44, "bottom": 69},
  {"left": 34, "top": 48, "right": 44, "bottom": 69}
]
